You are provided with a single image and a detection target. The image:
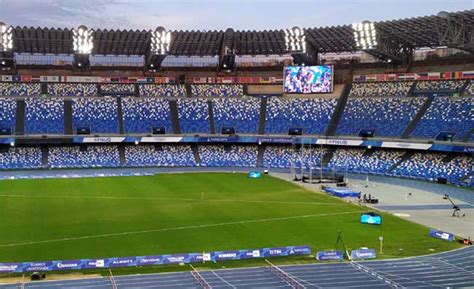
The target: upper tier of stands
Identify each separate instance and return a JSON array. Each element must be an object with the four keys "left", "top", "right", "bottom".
[
  {"left": 414, "top": 80, "right": 465, "bottom": 93},
  {"left": 0, "top": 80, "right": 471, "bottom": 142},
  {"left": 0, "top": 83, "right": 41, "bottom": 96},
  {"left": 177, "top": 98, "right": 210, "bottom": 134},
  {"left": 336, "top": 97, "right": 425, "bottom": 137},
  {"left": 349, "top": 81, "right": 413, "bottom": 97},
  {"left": 25, "top": 98, "right": 64, "bottom": 134},
  {"left": 72, "top": 98, "right": 119, "bottom": 133},
  {"left": 122, "top": 98, "right": 173, "bottom": 134},
  {"left": 139, "top": 84, "right": 187, "bottom": 97},
  {"left": 0, "top": 98, "right": 16, "bottom": 130},
  {"left": 49, "top": 83, "right": 98, "bottom": 97},
  {"left": 411, "top": 97, "right": 472, "bottom": 140},
  {"left": 191, "top": 84, "right": 244, "bottom": 97},
  {"left": 213, "top": 98, "right": 260, "bottom": 134},
  {"left": 265, "top": 98, "right": 336, "bottom": 135}
]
